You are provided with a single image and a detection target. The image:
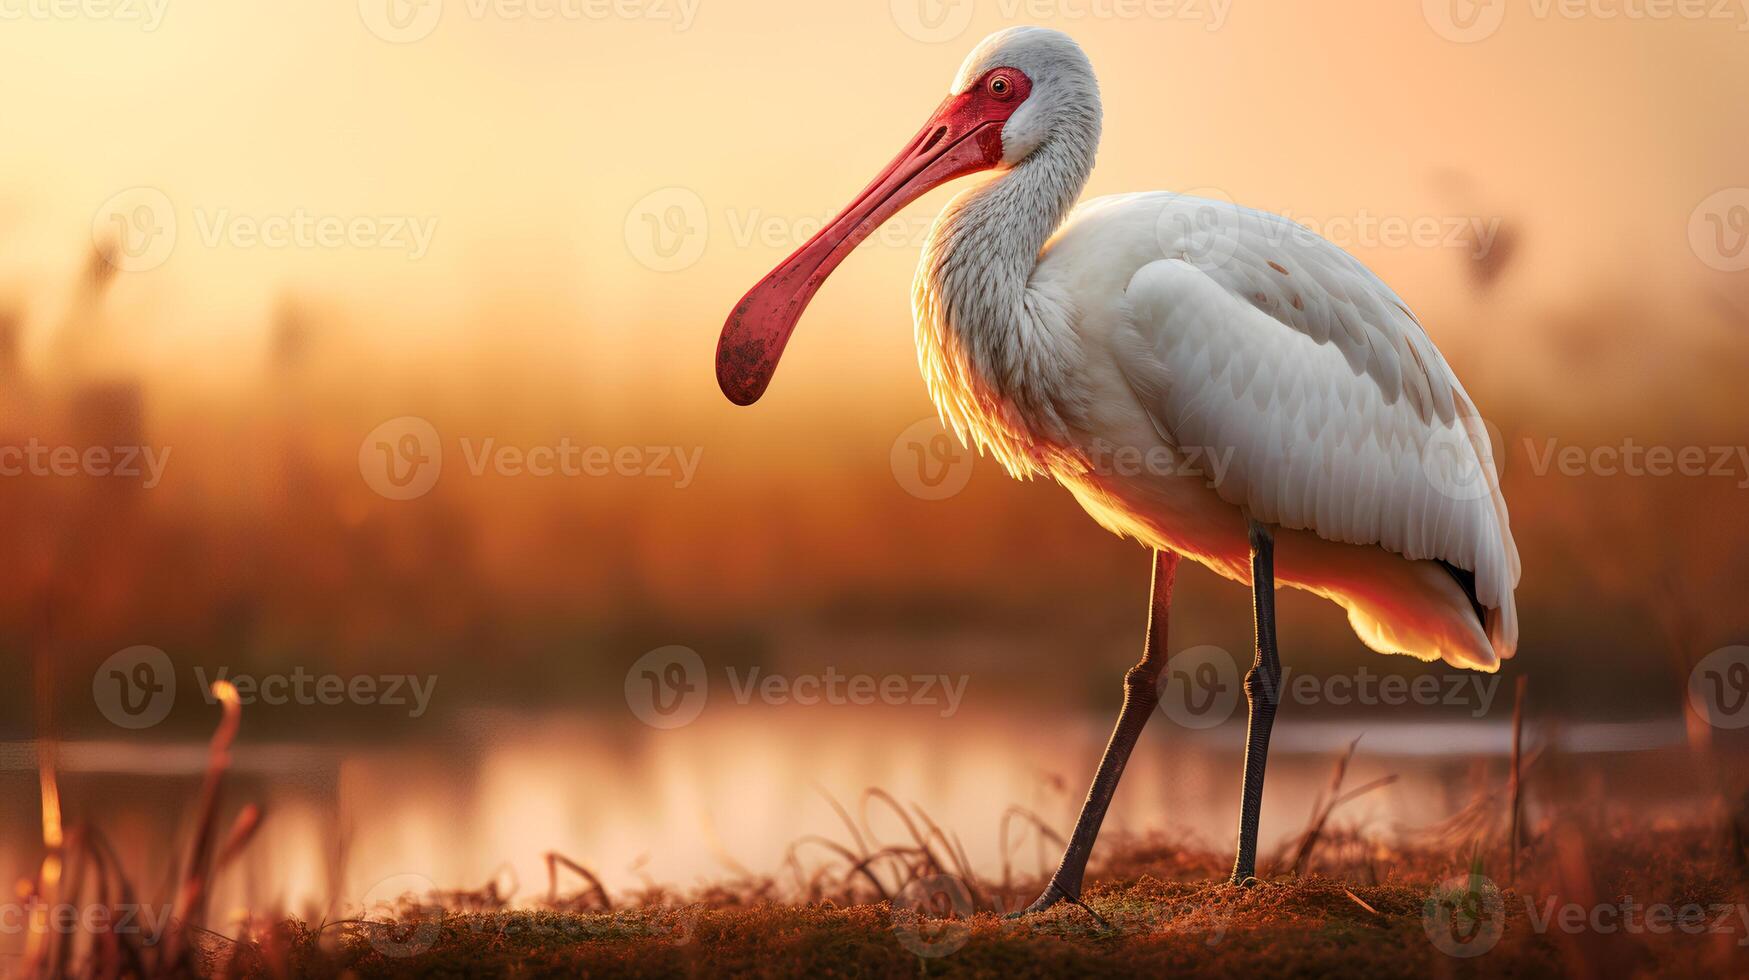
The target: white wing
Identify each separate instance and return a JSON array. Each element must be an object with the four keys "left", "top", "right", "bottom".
[{"left": 1093, "top": 194, "right": 1520, "bottom": 658}]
